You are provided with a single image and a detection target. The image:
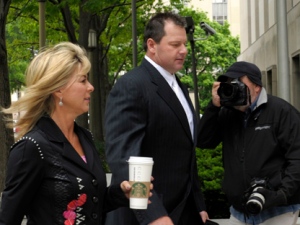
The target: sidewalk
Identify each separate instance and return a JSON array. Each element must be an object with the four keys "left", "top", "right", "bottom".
[
  {"left": 21, "top": 218, "right": 300, "bottom": 225},
  {"left": 211, "top": 218, "right": 300, "bottom": 225},
  {"left": 210, "top": 219, "right": 229, "bottom": 225}
]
